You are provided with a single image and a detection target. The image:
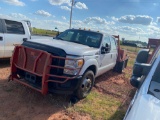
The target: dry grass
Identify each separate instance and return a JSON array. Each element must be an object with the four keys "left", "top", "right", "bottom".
[
  {"left": 0, "top": 45, "right": 138, "bottom": 120},
  {"left": 65, "top": 50, "right": 137, "bottom": 120}
]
